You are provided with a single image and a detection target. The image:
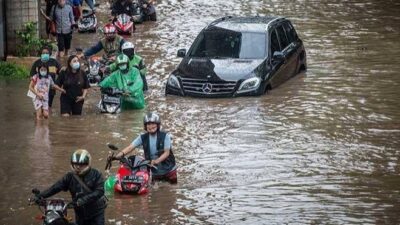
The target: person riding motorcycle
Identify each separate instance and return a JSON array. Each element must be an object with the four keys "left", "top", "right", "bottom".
[
  {"left": 32, "top": 150, "right": 107, "bottom": 225},
  {"left": 82, "top": 23, "right": 125, "bottom": 59},
  {"left": 137, "top": 0, "right": 156, "bottom": 21},
  {"left": 112, "top": 112, "right": 177, "bottom": 183},
  {"left": 108, "top": 42, "right": 148, "bottom": 91},
  {"left": 99, "top": 54, "right": 145, "bottom": 109},
  {"left": 111, "top": 0, "right": 135, "bottom": 17}
]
